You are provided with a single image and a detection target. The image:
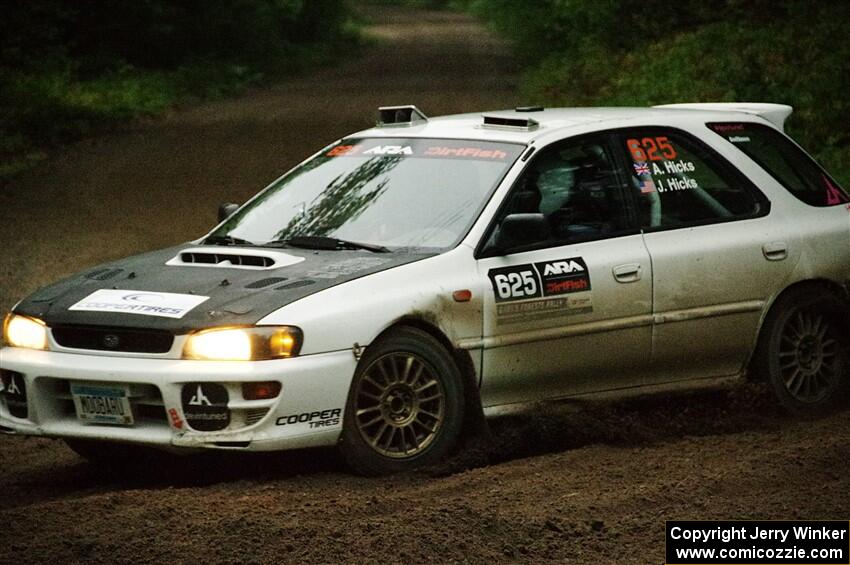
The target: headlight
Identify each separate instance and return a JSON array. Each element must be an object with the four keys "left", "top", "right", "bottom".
[
  {"left": 3, "top": 314, "right": 48, "bottom": 350},
  {"left": 183, "top": 326, "right": 302, "bottom": 361}
]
